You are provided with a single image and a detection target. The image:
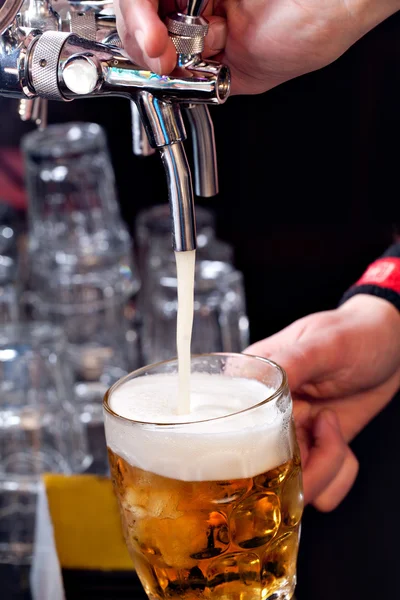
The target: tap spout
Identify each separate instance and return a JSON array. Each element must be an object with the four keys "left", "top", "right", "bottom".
[
  {"left": 135, "top": 91, "right": 196, "bottom": 252},
  {"left": 160, "top": 143, "right": 196, "bottom": 252}
]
